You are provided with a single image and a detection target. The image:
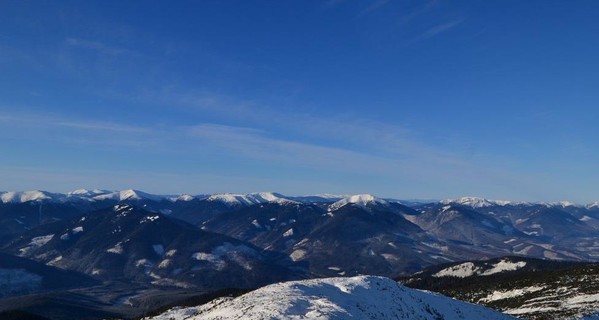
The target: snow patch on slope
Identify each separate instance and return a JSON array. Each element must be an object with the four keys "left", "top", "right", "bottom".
[
  {"left": 481, "top": 260, "right": 527, "bottom": 276},
  {"left": 480, "top": 286, "right": 545, "bottom": 303},
  {"left": 19, "top": 234, "right": 54, "bottom": 256},
  {"left": 434, "top": 262, "right": 480, "bottom": 278},
  {"left": 434, "top": 259, "right": 527, "bottom": 278}
]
